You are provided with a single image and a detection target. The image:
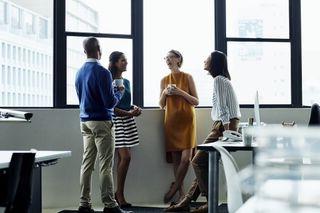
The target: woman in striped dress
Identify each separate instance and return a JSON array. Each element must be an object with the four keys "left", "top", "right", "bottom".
[{"left": 108, "top": 51, "right": 141, "bottom": 208}]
